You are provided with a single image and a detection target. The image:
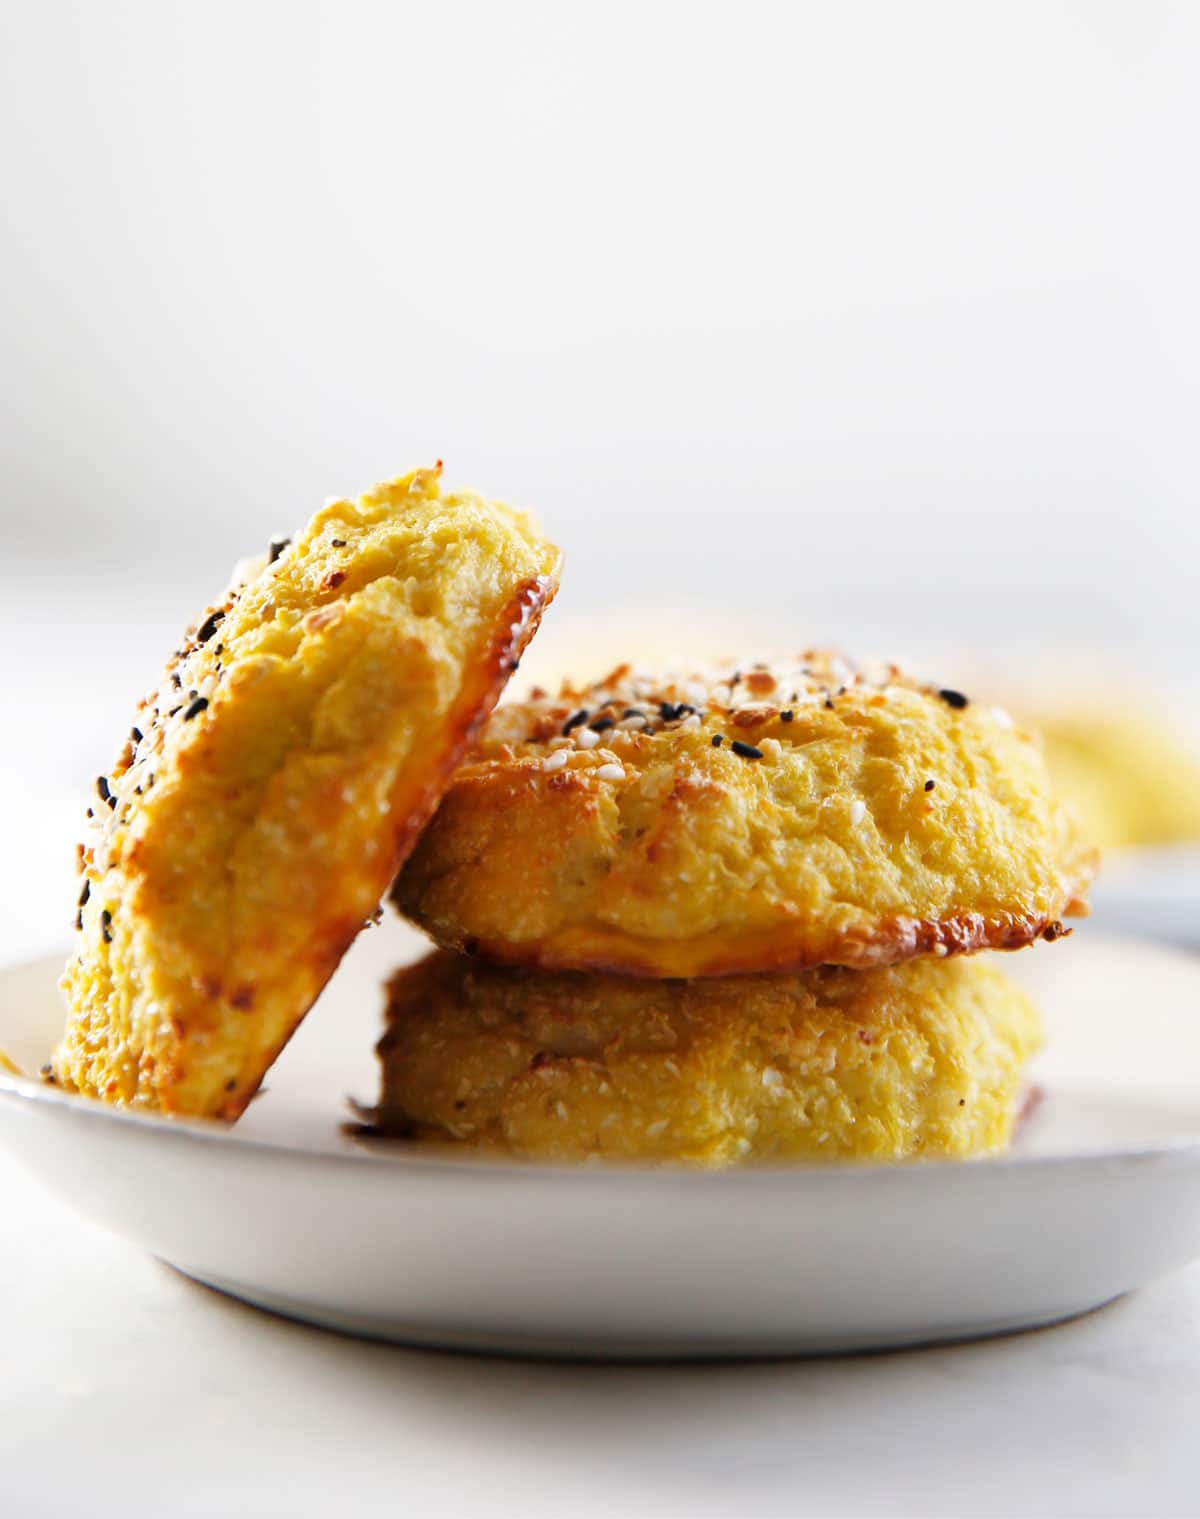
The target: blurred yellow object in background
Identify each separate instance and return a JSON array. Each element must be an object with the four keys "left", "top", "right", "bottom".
[{"left": 1035, "top": 710, "right": 1200, "bottom": 852}]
